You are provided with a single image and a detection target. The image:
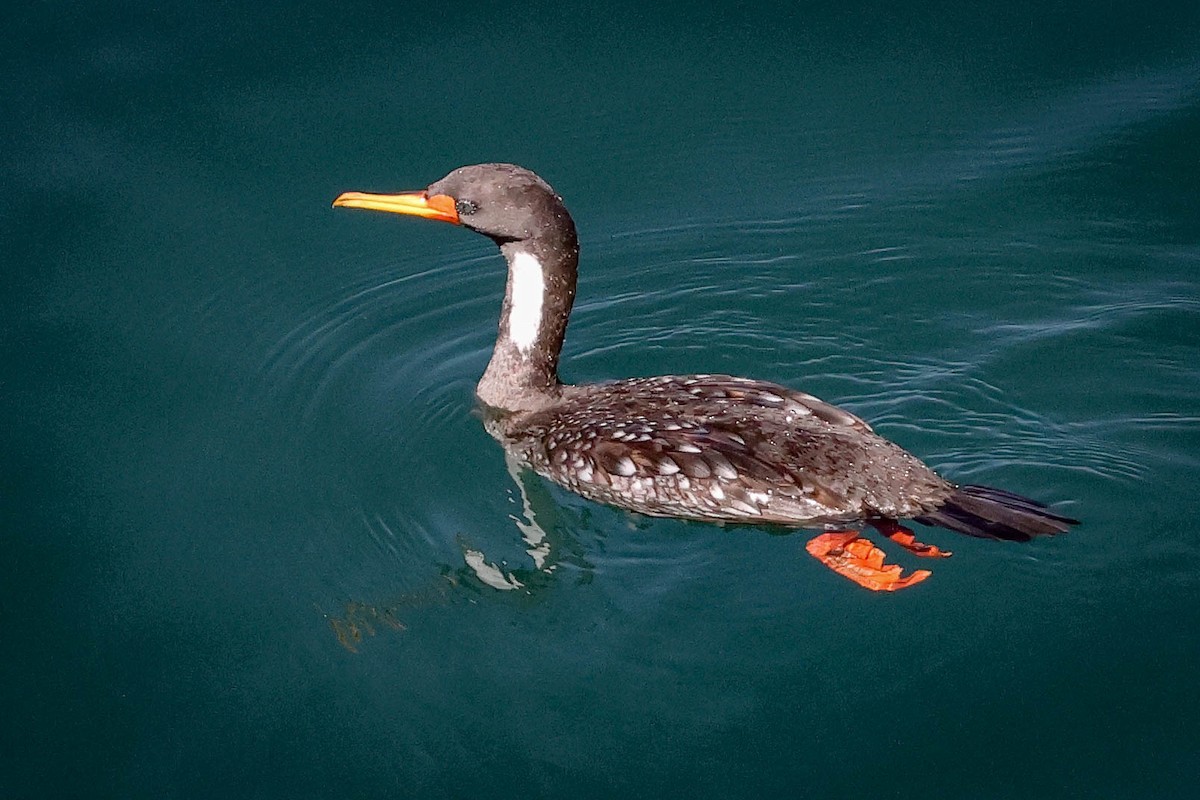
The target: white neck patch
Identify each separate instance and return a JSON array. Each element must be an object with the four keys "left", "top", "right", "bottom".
[{"left": 508, "top": 250, "right": 545, "bottom": 353}]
